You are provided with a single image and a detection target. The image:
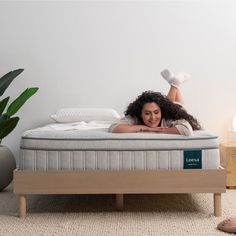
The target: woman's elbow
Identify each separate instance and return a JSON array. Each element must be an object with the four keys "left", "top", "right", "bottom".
[
  {"left": 108, "top": 124, "right": 118, "bottom": 133},
  {"left": 185, "top": 130, "right": 193, "bottom": 136},
  {"left": 183, "top": 127, "right": 193, "bottom": 136},
  {"left": 175, "top": 125, "right": 193, "bottom": 136},
  {"left": 111, "top": 127, "right": 119, "bottom": 133},
  {"left": 110, "top": 124, "right": 124, "bottom": 133}
]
